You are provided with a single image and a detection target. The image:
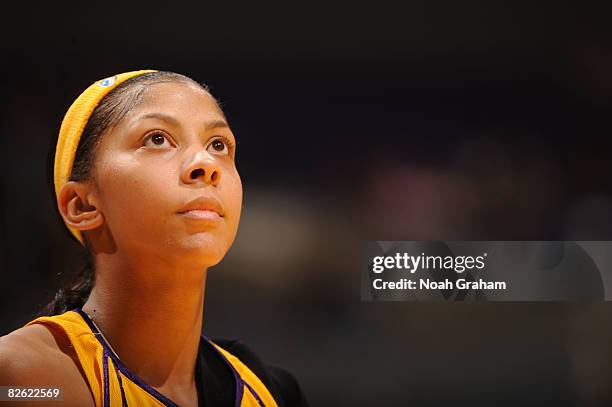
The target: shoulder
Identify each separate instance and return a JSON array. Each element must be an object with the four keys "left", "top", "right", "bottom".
[
  {"left": 0, "top": 324, "right": 63, "bottom": 383},
  {"left": 213, "top": 338, "right": 310, "bottom": 407},
  {"left": 0, "top": 324, "right": 95, "bottom": 406}
]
